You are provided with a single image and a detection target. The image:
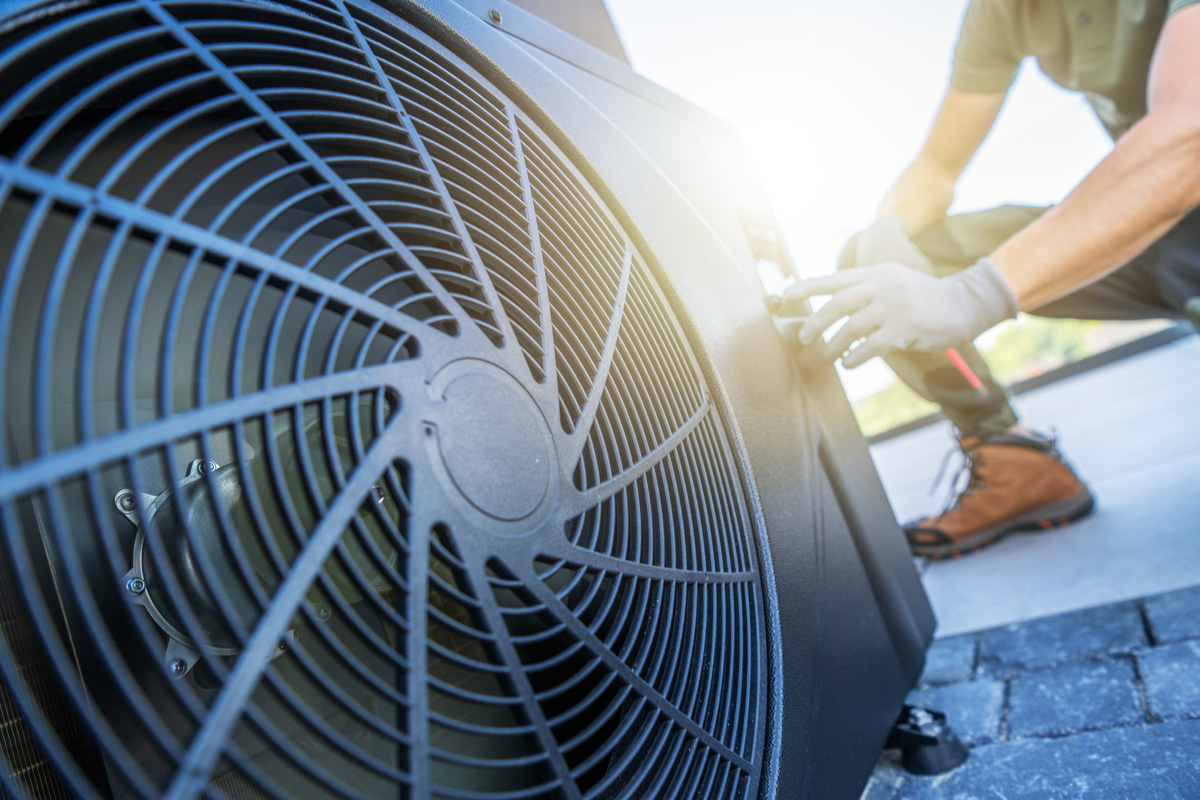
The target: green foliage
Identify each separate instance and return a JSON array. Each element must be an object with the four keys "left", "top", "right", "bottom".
[
  {"left": 850, "top": 317, "right": 1100, "bottom": 438},
  {"left": 852, "top": 379, "right": 938, "bottom": 439},
  {"left": 979, "top": 317, "right": 1099, "bottom": 384}
]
